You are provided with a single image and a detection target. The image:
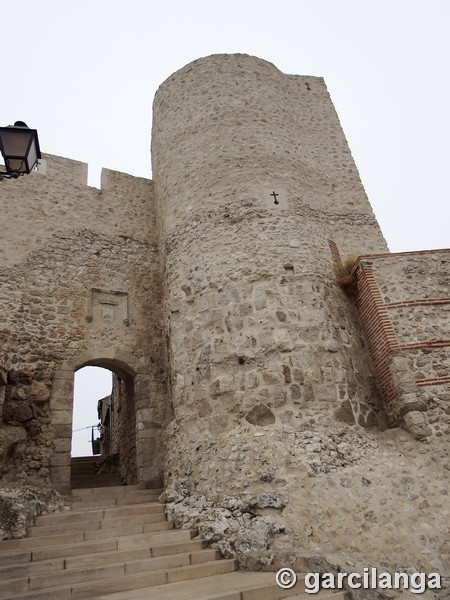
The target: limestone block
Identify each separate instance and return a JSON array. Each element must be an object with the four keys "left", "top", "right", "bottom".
[
  {"left": 3, "top": 401, "right": 34, "bottom": 423},
  {"left": 398, "top": 392, "right": 427, "bottom": 417},
  {"left": 391, "top": 368, "right": 416, "bottom": 387},
  {"left": 403, "top": 411, "right": 432, "bottom": 440},
  {"left": 209, "top": 415, "right": 229, "bottom": 435},
  {"left": 49, "top": 453, "right": 71, "bottom": 467},
  {"left": 211, "top": 375, "right": 234, "bottom": 397},
  {"left": 30, "top": 381, "right": 50, "bottom": 404},
  {"left": 52, "top": 438, "right": 72, "bottom": 453},
  {"left": 49, "top": 465, "right": 71, "bottom": 484},
  {"left": 245, "top": 405, "right": 275, "bottom": 426},
  {"left": 51, "top": 409, "right": 72, "bottom": 425},
  {"left": 312, "top": 383, "right": 337, "bottom": 402},
  {"left": 273, "top": 330, "right": 295, "bottom": 352},
  {"left": 50, "top": 376, "right": 73, "bottom": 399},
  {"left": 52, "top": 424, "right": 72, "bottom": 438},
  {"left": 334, "top": 399, "right": 355, "bottom": 424}
]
